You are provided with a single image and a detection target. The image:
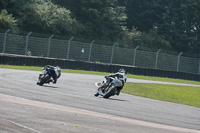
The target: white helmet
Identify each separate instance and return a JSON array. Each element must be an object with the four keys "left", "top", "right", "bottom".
[{"left": 119, "top": 68, "right": 126, "bottom": 73}]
